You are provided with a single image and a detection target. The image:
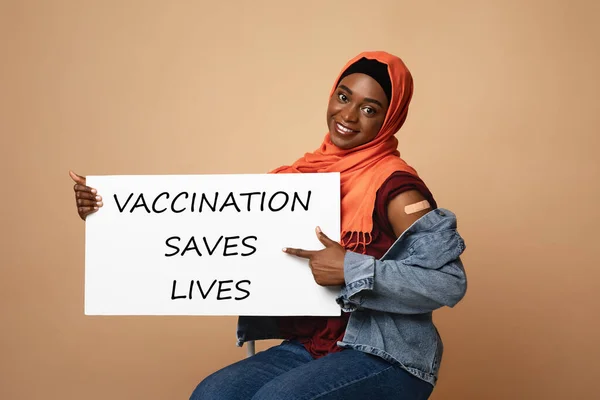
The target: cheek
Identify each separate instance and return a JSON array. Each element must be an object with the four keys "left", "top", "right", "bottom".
[
  {"left": 326, "top": 99, "right": 339, "bottom": 117},
  {"left": 362, "top": 118, "right": 385, "bottom": 140}
]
